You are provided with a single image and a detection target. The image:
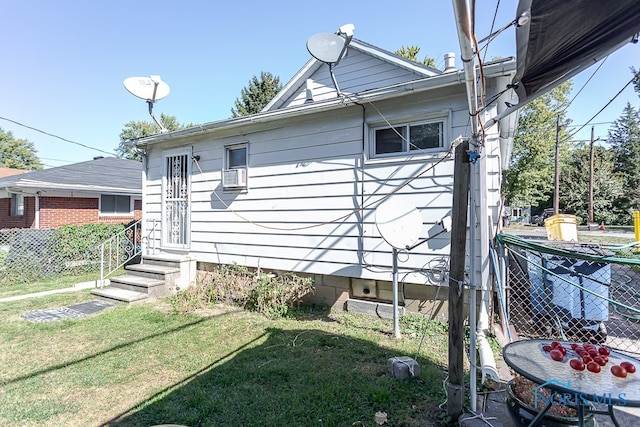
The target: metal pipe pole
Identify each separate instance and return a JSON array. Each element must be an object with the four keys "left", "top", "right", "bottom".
[
  {"left": 589, "top": 126, "right": 595, "bottom": 223},
  {"left": 554, "top": 115, "right": 561, "bottom": 215},
  {"left": 392, "top": 247, "right": 401, "bottom": 339},
  {"left": 452, "top": 0, "right": 480, "bottom": 413}
]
